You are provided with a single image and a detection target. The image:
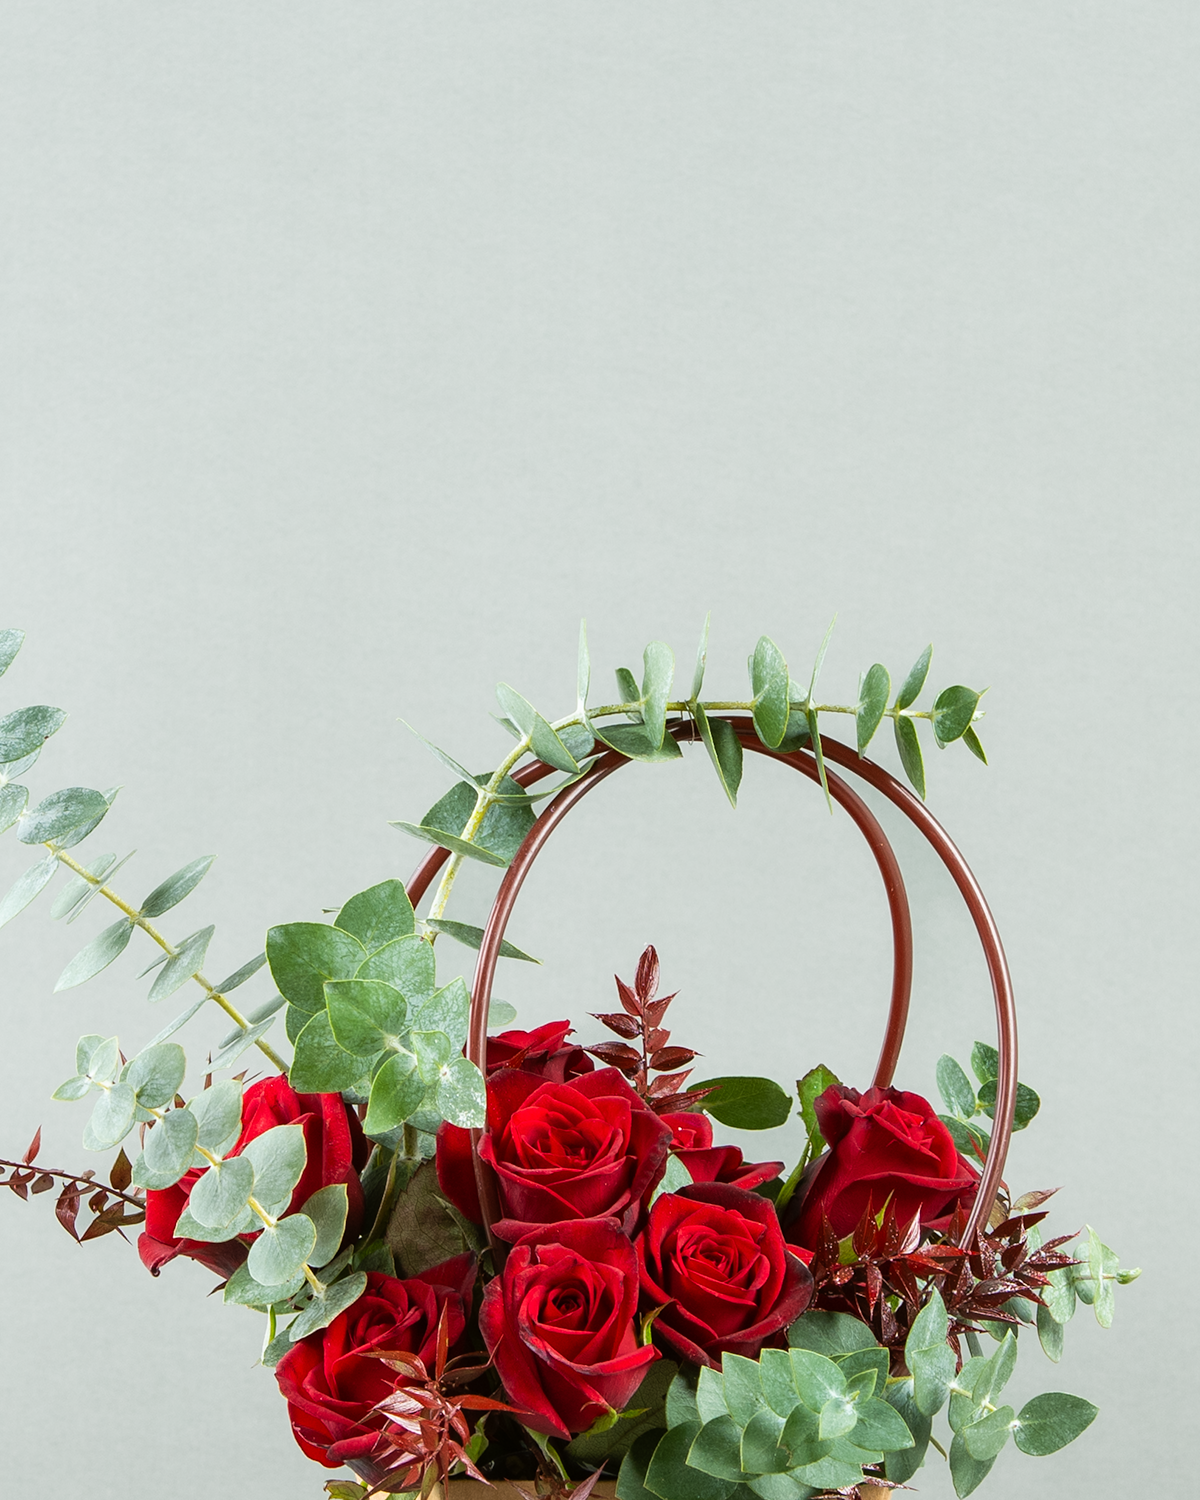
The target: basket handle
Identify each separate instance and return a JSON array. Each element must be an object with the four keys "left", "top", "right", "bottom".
[{"left": 406, "top": 716, "right": 1016, "bottom": 1256}]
